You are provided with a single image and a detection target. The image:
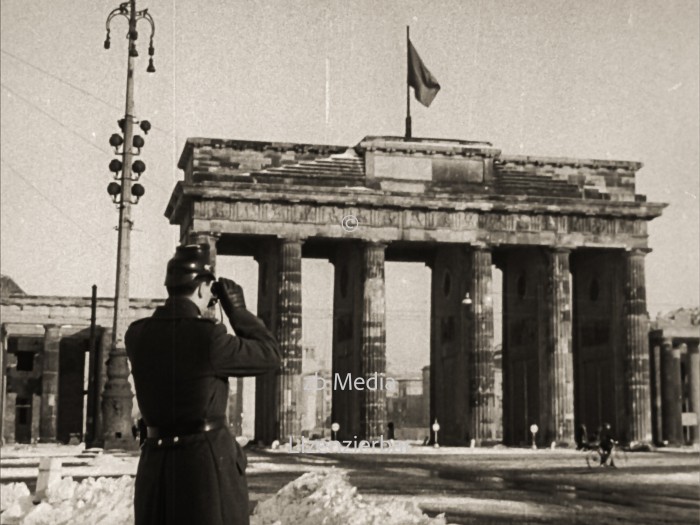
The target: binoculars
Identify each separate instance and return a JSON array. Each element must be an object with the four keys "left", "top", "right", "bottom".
[
  {"left": 210, "top": 278, "right": 225, "bottom": 300},
  {"left": 208, "top": 278, "right": 225, "bottom": 308}
]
